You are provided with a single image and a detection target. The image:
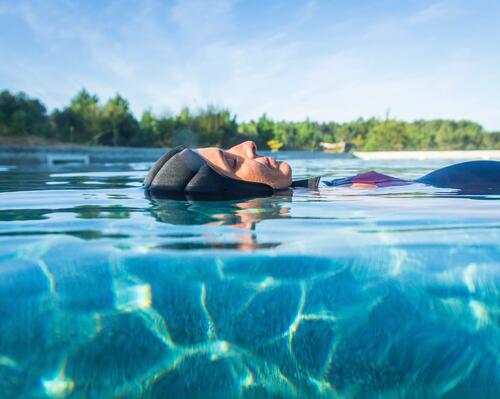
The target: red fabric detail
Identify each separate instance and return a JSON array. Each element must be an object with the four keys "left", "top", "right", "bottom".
[{"left": 349, "top": 171, "right": 410, "bottom": 187}]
